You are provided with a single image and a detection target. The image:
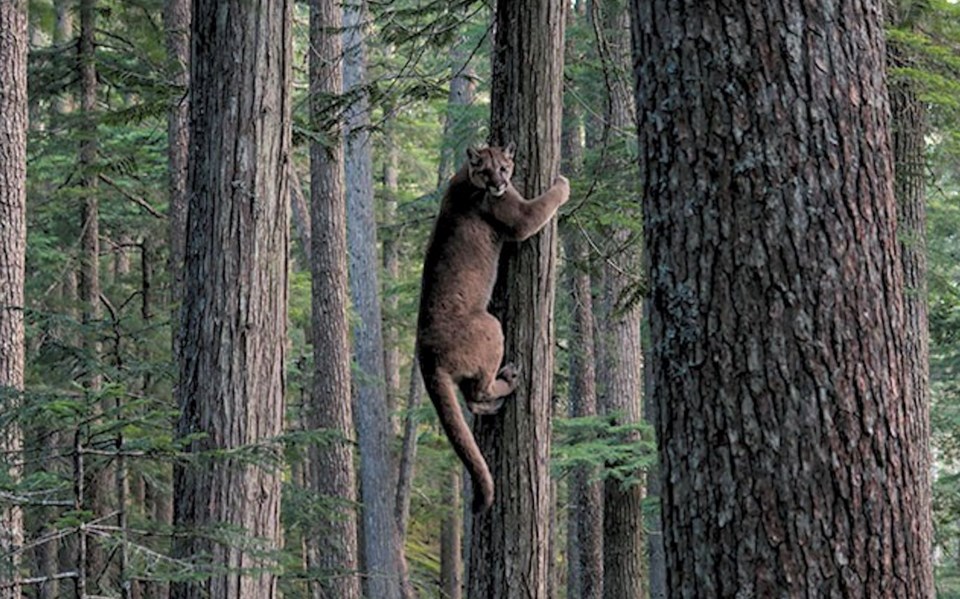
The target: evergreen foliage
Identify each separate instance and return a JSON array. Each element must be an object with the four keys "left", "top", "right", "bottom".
[{"left": 1, "top": 0, "right": 958, "bottom": 595}]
